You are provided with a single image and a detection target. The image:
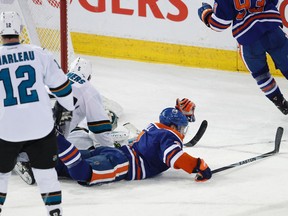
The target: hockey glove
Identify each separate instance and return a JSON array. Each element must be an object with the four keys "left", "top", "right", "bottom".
[
  {"left": 53, "top": 101, "right": 73, "bottom": 136},
  {"left": 60, "top": 109, "right": 73, "bottom": 125},
  {"left": 53, "top": 101, "right": 73, "bottom": 125},
  {"left": 193, "top": 158, "right": 212, "bottom": 182},
  {"left": 198, "top": 2, "right": 213, "bottom": 27},
  {"left": 175, "top": 98, "right": 196, "bottom": 122}
]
